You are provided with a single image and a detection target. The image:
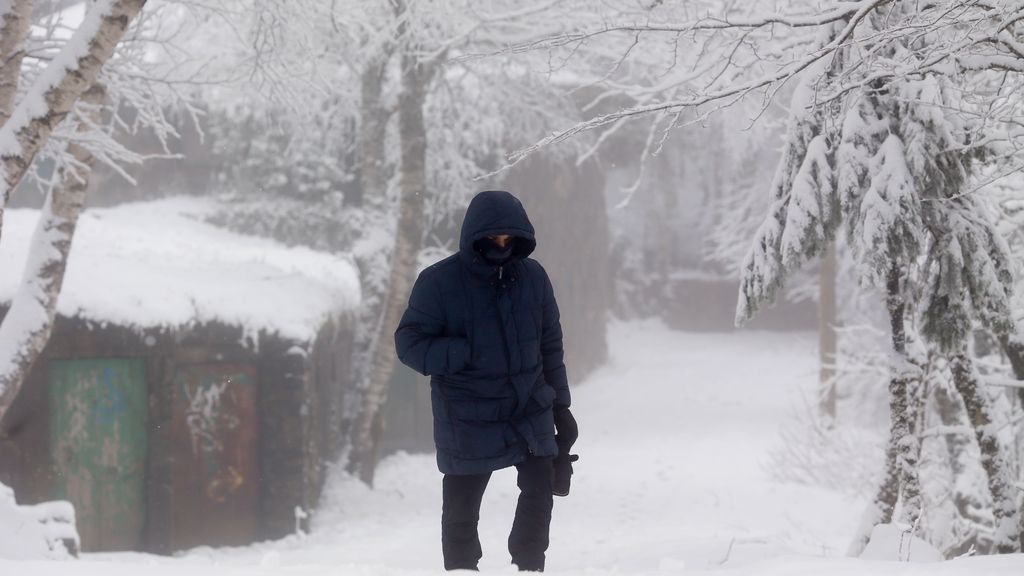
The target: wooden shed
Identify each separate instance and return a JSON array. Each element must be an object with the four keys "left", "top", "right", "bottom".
[{"left": 0, "top": 198, "right": 360, "bottom": 554}]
